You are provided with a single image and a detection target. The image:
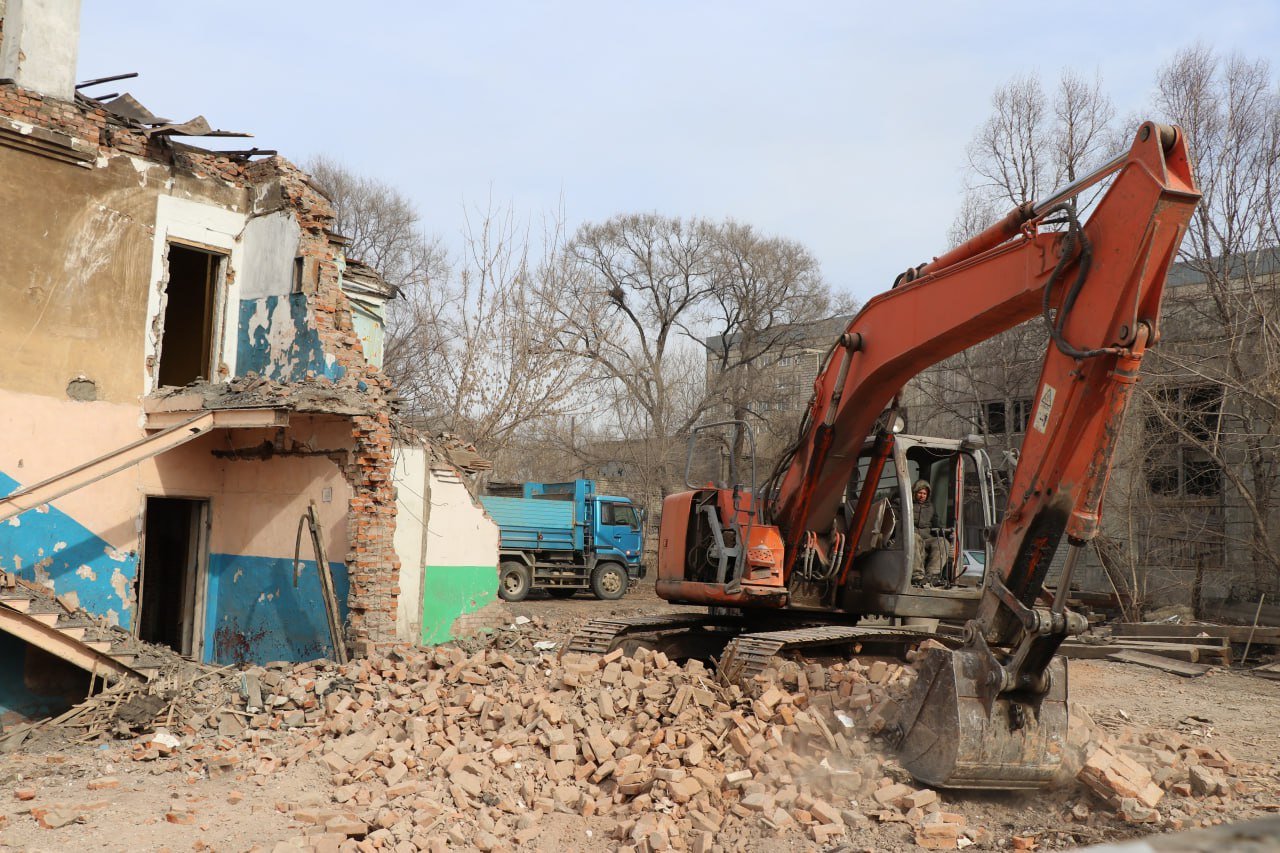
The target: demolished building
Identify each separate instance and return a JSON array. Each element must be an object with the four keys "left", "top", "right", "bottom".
[{"left": 0, "top": 0, "right": 498, "bottom": 723}]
